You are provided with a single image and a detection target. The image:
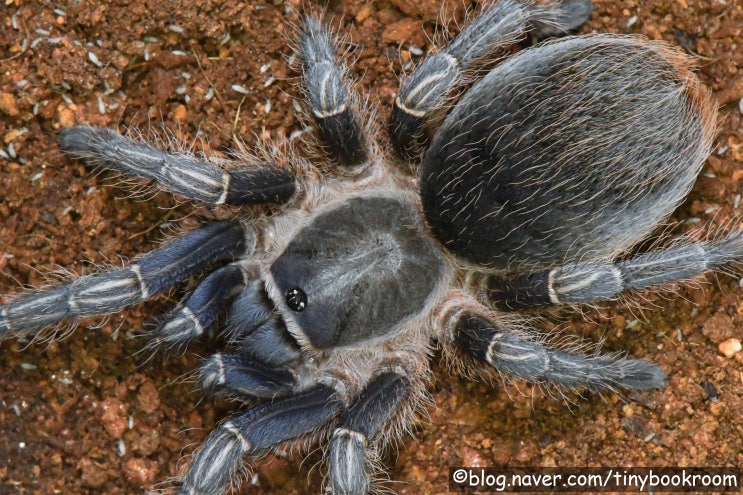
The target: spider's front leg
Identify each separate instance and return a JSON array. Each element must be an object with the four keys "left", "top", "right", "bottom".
[
  {"left": 390, "top": 0, "right": 593, "bottom": 160},
  {"left": 328, "top": 371, "right": 412, "bottom": 495},
  {"left": 440, "top": 297, "right": 666, "bottom": 392},
  {"left": 0, "top": 220, "right": 251, "bottom": 340},
  {"left": 178, "top": 385, "right": 343, "bottom": 495}
]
